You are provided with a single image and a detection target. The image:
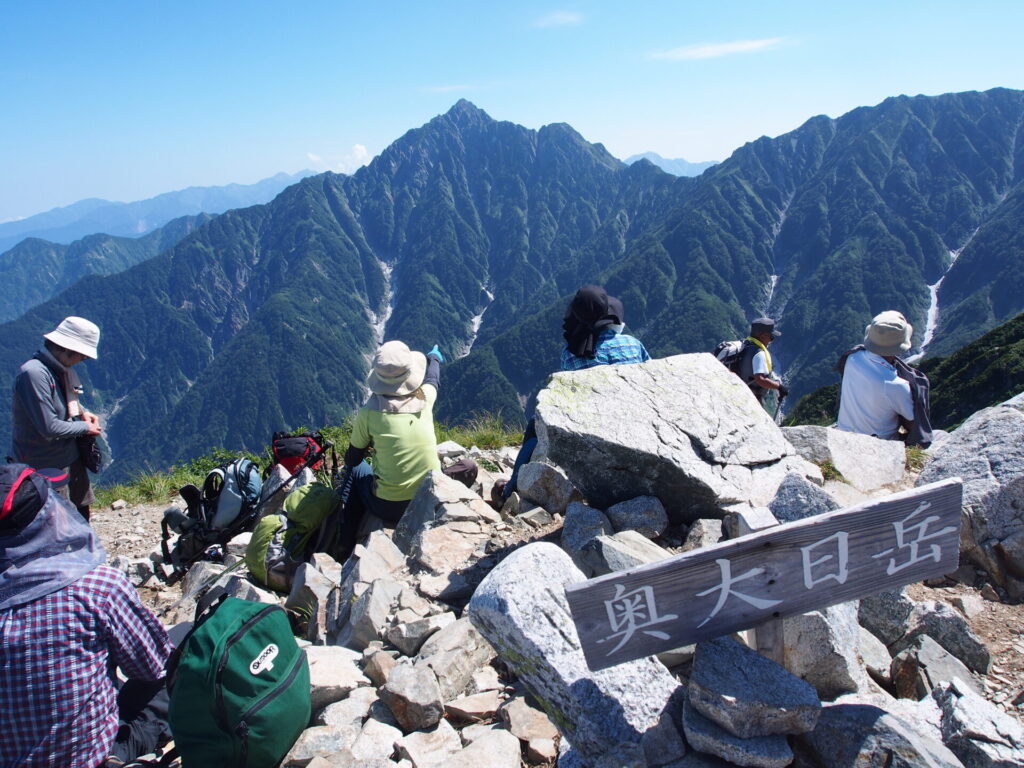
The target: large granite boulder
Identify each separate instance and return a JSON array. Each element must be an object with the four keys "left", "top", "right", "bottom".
[
  {"left": 782, "top": 425, "right": 907, "bottom": 493},
  {"left": 468, "top": 542, "right": 687, "bottom": 767},
  {"left": 534, "top": 354, "right": 820, "bottom": 523},
  {"left": 932, "top": 678, "right": 1024, "bottom": 767},
  {"left": 917, "top": 393, "right": 1024, "bottom": 591}
]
